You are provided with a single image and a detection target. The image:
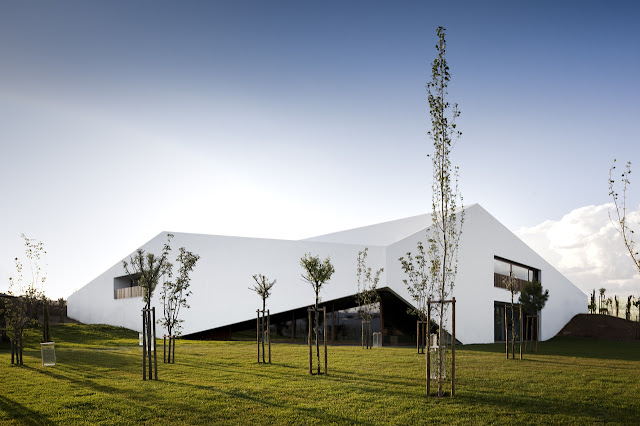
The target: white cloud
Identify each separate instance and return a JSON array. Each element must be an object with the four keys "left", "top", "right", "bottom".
[{"left": 516, "top": 203, "right": 640, "bottom": 298}]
